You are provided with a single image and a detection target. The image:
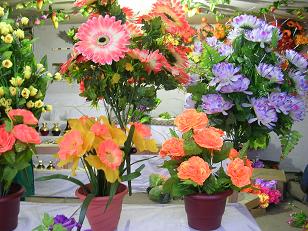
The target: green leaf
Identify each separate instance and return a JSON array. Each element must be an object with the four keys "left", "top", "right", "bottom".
[
  {"left": 279, "top": 130, "right": 302, "bottom": 159},
  {"left": 2, "top": 51, "right": 13, "bottom": 59},
  {"left": 0, "top": 44, "right": 12, "bottom": 53},
  {"left": 184, "top": 139, "right": 203, "bottom": 155},
  {"left": 271, "top": 28, "right": 279, "bottom": 48},
  {"left": 169, "top": 128, "right": 179, "bottom": 138},
  {"left": 42, "top": 213, "right": 54, "bottom": 227},
  {"left": 78, "top": 193, "right": 95, "bottom": 229},
  {"left": 4, "top": 119, "right": 13, "bottom": 132},
  {"left": 36, "top": 174, "right": 89, "bottom": 193},
  {"left": 2, "top": 167, "right": 18, "bottom": 191},
  {"left": 14, "top": 141, "right": 28, "bottom": 153},
  {"left": 14, "top": 162, "right": 30, "bottom": 171},
  {"left": 53, "top": 224, "right": 67, "bottom": 231},
  {"left": 106, "top": 182, "right": 119, "bottom": 210},
  {"left": 239, "top": 141, "right": 250, "bottom": 158},
  {"left": 213, "top": 141, "right": 233, "bottom": 163},
  {"left": 161, "top": 160, "right": 178, "bottom": 176},
  {"left": 3, "top": 151, "right": 15, "bottom": 165},
  {"left": 121, "top": 164, "right": 145, "bottom": 181}
]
